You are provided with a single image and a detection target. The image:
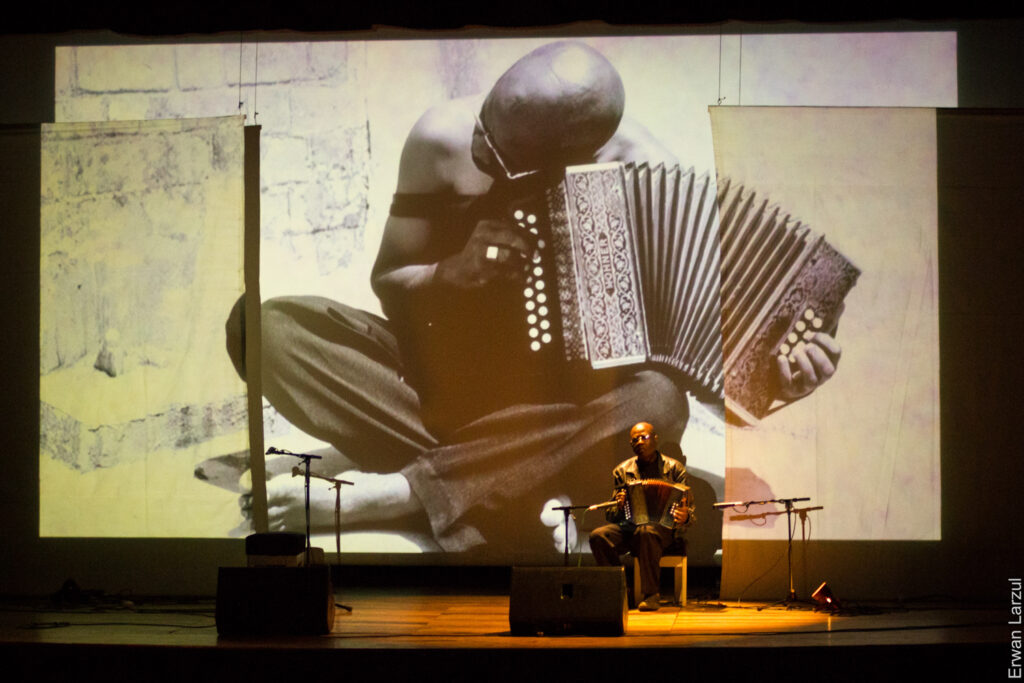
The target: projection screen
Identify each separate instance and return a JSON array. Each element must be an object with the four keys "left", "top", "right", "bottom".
[{"left": 43, "top": 33, "right": 955, "bottom": 563}]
